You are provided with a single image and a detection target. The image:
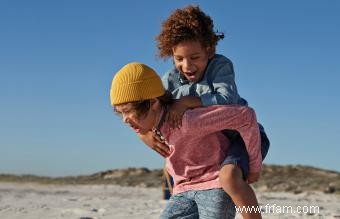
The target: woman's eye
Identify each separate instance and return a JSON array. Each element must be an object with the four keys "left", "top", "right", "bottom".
[{"left": 114, "top": 110, "right": 122, "bottom": 117}]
